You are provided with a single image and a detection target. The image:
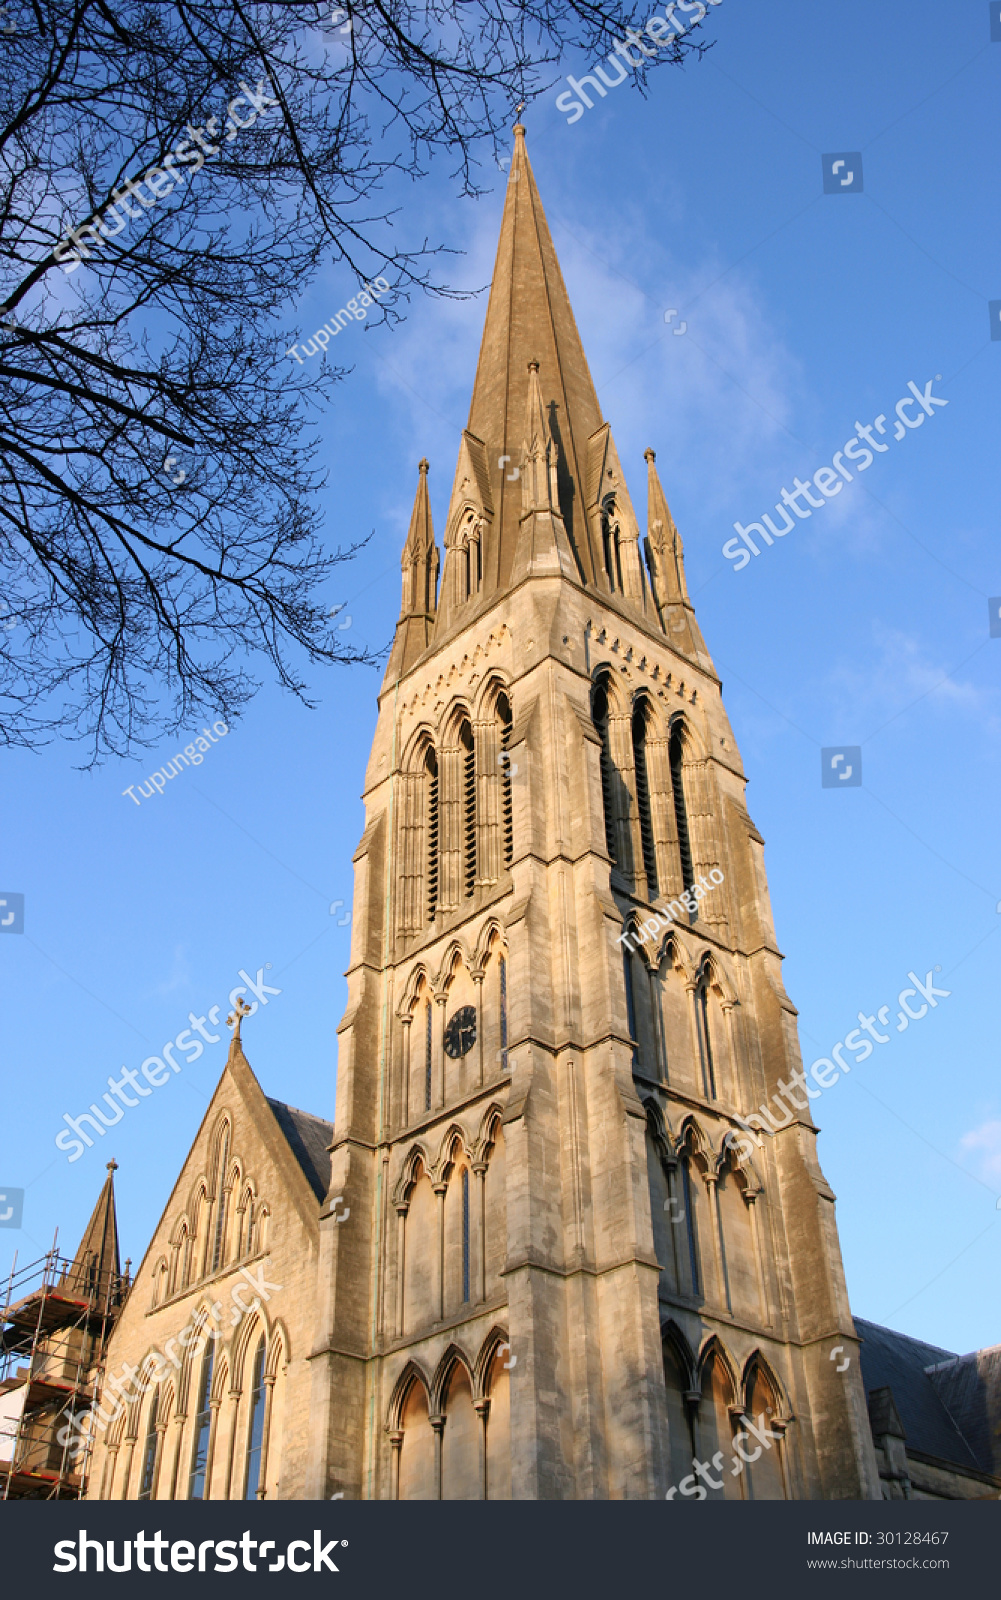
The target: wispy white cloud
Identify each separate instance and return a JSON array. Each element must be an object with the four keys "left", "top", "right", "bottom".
[{"left": 959, "top": 1119, "right": 1001, "bottom": 1184}]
